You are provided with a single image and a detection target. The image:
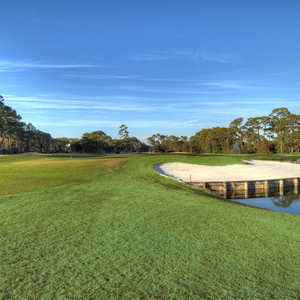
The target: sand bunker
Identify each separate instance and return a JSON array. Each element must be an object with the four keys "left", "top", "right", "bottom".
[{"left": 156, "top": 160, "right": 300, "bottom": 182}]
